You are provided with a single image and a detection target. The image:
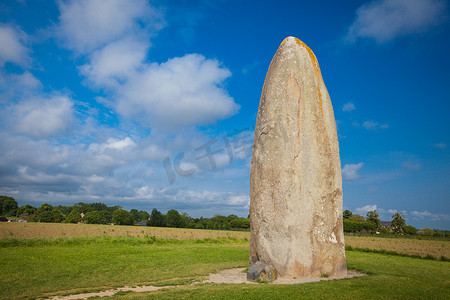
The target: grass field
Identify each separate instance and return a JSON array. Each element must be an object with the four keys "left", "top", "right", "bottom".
[
  {"left": 1, "top": 223, "right": 450, "bottom": 299},
  {"left": 0, "top": 222, "right": 249, "bottom": 240},
  {"left": 0, "top": 237, "right": 249, "bottom": 299},
  {"left": 0, "top": 235, "right": 449, "bottom": 299},
  {"left": 345, "top": 235, "right": 450, "bottom": 258},
  {"left": 111, "top": 251, "right": 450, "bottom": 299},
  {"left": 1, "top": 222, "right": 449, "bottom": 258}
]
